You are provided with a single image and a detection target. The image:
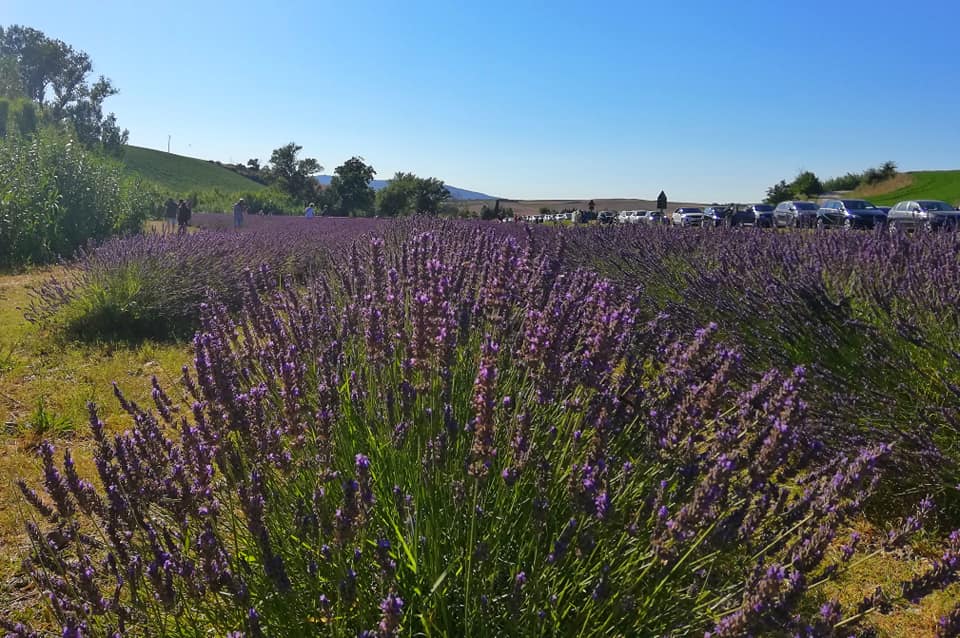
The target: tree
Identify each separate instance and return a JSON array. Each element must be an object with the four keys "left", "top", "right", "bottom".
[
  {"left": 377, "top": 172, "right": 451, "bottom": 216},
  {"left": 878, "top": 161, "right": 898, "bottom": 181},
  {"left": 246, "top": 158, "right": 260, "bottom": 171},
  {"left": 0, "top": 55, "right": 24, "bottom": 98},
  {"left": 0, "top": 25, "right": 127, "bottom": 149},
  {"left": 790, "top": 171, "right": 823, "bottom": 198},
  {"left": 326, "top": 157, "right": 376, "bottom": 216},
  {"left": 657, "top": 191, "right": 668, "bottom": 212},
  {"left": 764, "top": 179, "right": 793, "bottom": 205},
  {"left": 267, "top": 142, "right": 322, "bottom": 203},
  {"left": 376, "top": 173, "right": 413, "bottom": 217}
]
